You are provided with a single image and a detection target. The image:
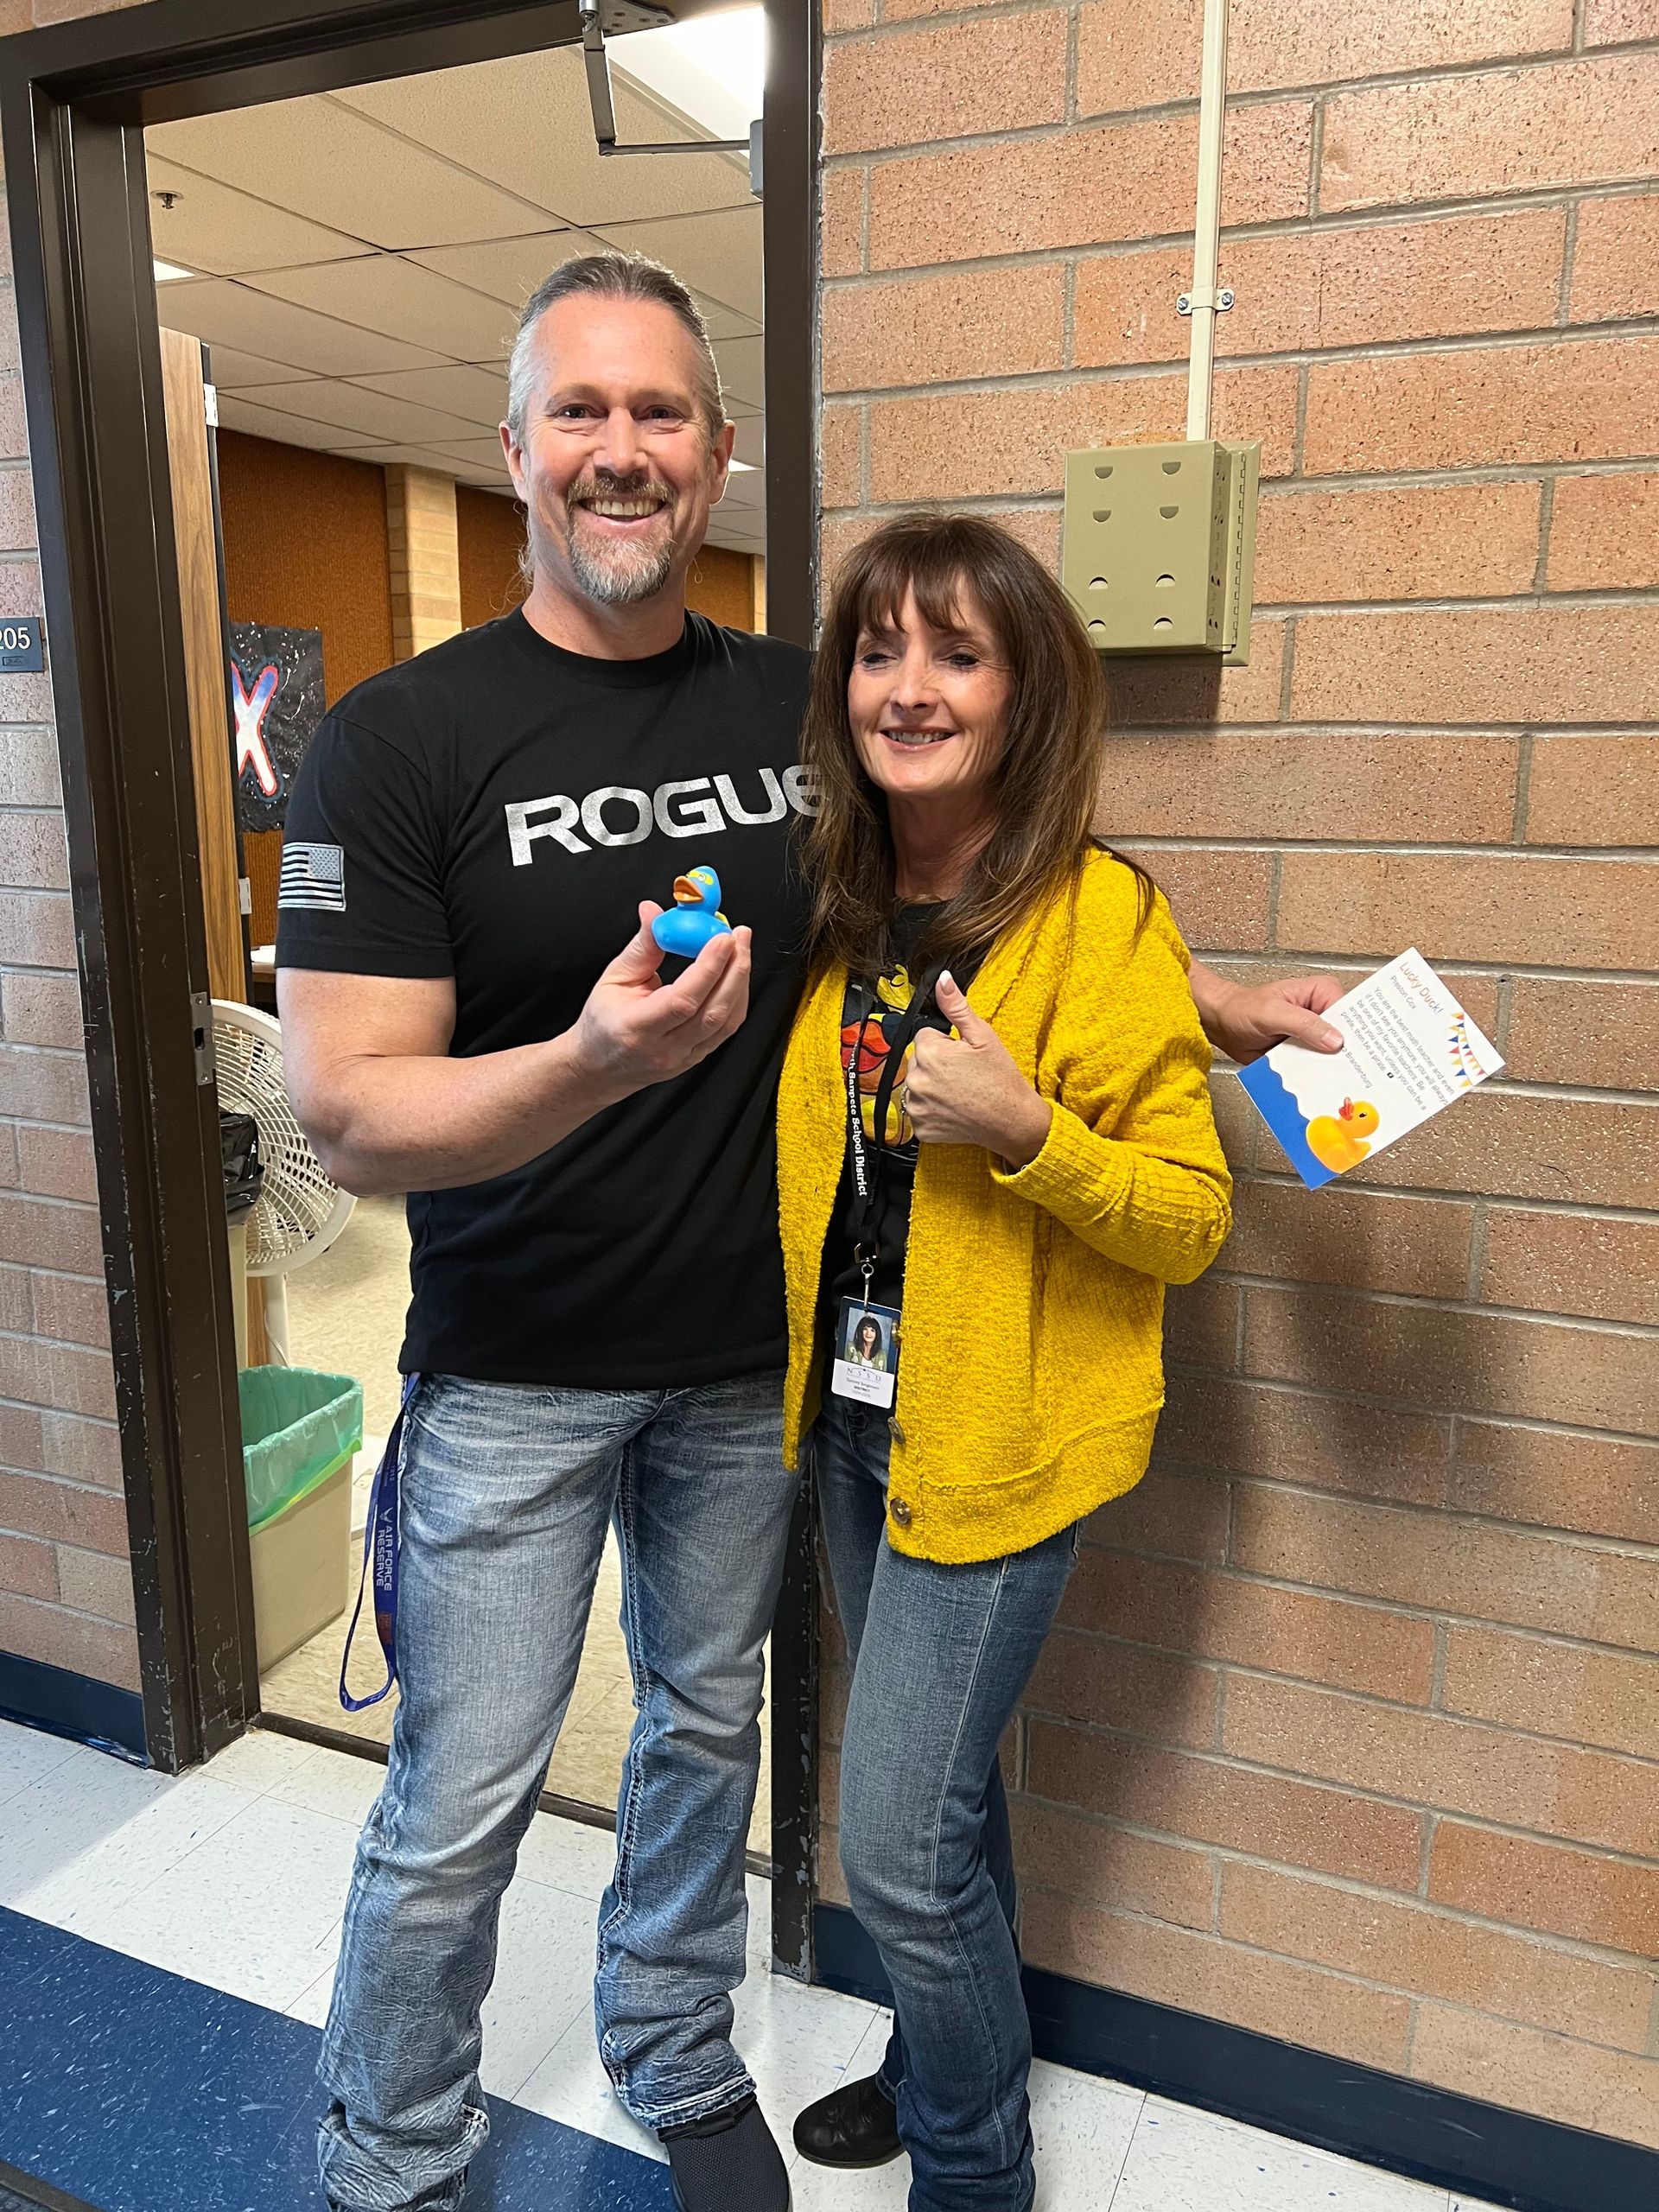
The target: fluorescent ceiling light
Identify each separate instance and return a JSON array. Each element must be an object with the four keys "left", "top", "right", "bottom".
[
  {"left": 154, "top": 259, "right": 194, "bottom": 282},
  {"left": 612, "top": 5, "right": 766, "bottom": 143}
]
